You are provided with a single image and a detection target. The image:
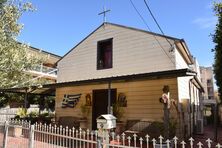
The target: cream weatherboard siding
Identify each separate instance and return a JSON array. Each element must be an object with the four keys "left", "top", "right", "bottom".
[
  {"left": 174, "top": 46, "right": 191, "bottom": 101},
  {"left": 57, "top": 24, "right": 176, "bottom": 83},
  {"left": 175, "top": 47, "right": 189, "bottom": 69},
  {"left": 177, "top": 76, "right": 191, "bottom": 101},
  {"left": 56, "top": 78, "right": 178, "bottom": 130}
]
